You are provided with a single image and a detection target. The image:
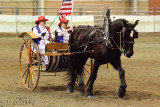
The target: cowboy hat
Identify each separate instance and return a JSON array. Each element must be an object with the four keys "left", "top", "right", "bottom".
[
  {"left": 58, "top": 17, "right": 69, "bottom": 26},
  {"left": 35, "top": 16, "right": 49, "bottom": 24}
]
